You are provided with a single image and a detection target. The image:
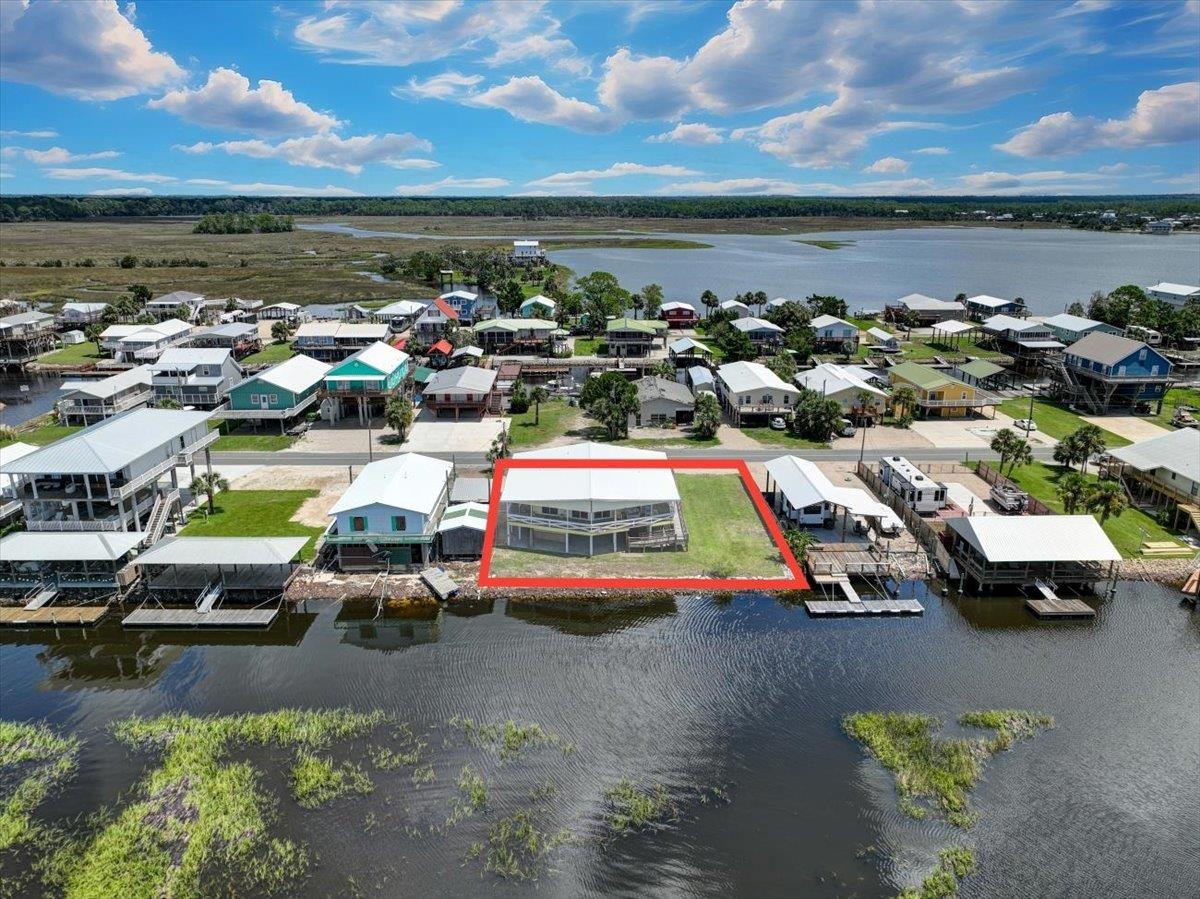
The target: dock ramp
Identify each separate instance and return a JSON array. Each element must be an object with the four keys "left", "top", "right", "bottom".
[
  {"left": 1024, "top": 580, "right": 1096, "bottom": 619},
  {"left": 23, "top": 587, "right": 58, "bottom": 611}
]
